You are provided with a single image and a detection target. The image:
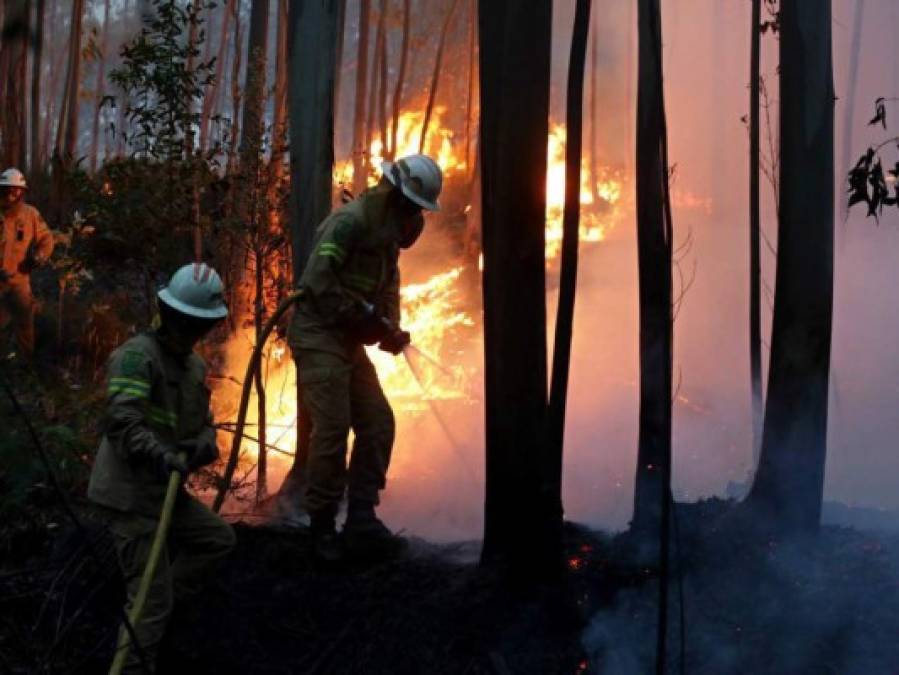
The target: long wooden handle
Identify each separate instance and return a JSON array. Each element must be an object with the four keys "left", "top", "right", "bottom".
[{"left": 108, "top": 455, "right": 185, "bottom": 675}]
